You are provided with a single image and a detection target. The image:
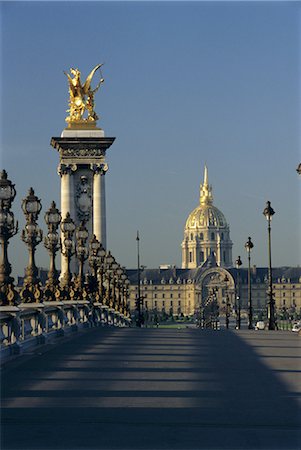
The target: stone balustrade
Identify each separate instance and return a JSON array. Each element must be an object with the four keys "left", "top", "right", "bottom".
[{"left": 0, "top": 301, "right": 131, "bottom": 361}]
